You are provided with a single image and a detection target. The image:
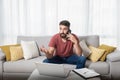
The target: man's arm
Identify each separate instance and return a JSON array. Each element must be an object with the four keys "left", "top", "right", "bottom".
[
  {"left": 40, "top": 46, "right": 55, "bottom": 59},
  {"left": 73, "top": 42, "right": 82, "bottom": 56},
  {"left": 68, "top": 34, "right": 82, "bottom": 56}
]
